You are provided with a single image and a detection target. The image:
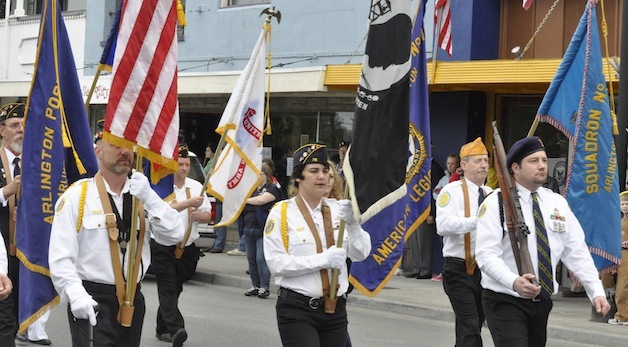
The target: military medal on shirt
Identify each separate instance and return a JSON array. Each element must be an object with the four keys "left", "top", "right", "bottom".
[{"left": 549, "top": 208, "right": 566, "bottom": 233}]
